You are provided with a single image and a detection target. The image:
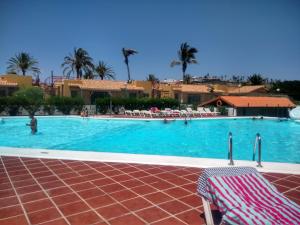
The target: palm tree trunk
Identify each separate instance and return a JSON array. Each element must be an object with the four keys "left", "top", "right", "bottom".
[
  {"left": 126, "top": 62, "right": 131, "bottom": 82},
  {"left": 76, "top": 68, "right": 80, "bottom": 79},
  {"left": 22, "top": 69, "right": 25, "bottom": 76}
]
